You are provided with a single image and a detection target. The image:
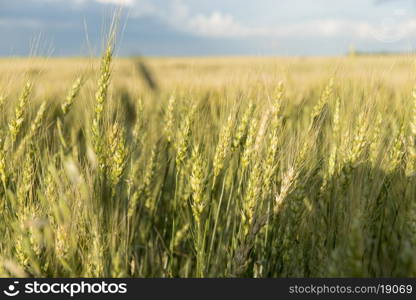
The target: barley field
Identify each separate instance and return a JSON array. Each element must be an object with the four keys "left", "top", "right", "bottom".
[{"left": 0, "top": 47, "right": 416, "bottom": 277}]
